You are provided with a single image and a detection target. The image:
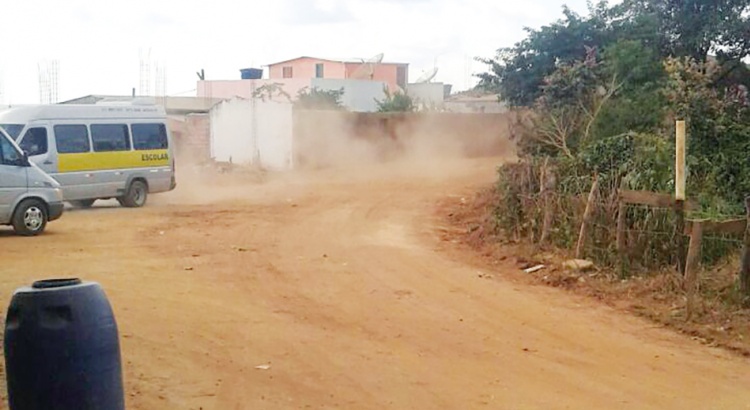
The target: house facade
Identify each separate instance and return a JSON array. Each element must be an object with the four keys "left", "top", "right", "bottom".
[{"left": 267, "top": 56, "right": 409, "bottom": 91}]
